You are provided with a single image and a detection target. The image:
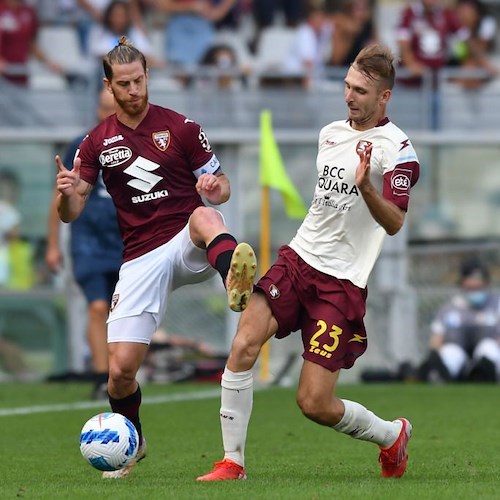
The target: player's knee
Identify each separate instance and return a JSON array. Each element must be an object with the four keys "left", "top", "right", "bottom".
[
  {"left": 192, "top": 206, "right": 222, "bottom": 229},
  {"left": 231, "top": 334, "right": 261, "bottom": 366},
  {"left": 296, "top": 392, "right": 336, "bottom": 423},
  {"left": 108, "top": 361, "right": 136, "bottom": 388},
  {"left": 88, "top": 300, "right": 109, "bottom": 320},
  {"left": 297, "top": 400, "right": 322, "bottom": 423},
  {"left": 190, "top": 206, "right": 225, "bottom": 245},
  {"left": 296, "top": 392, "right": 315, "bottom": 420}
]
